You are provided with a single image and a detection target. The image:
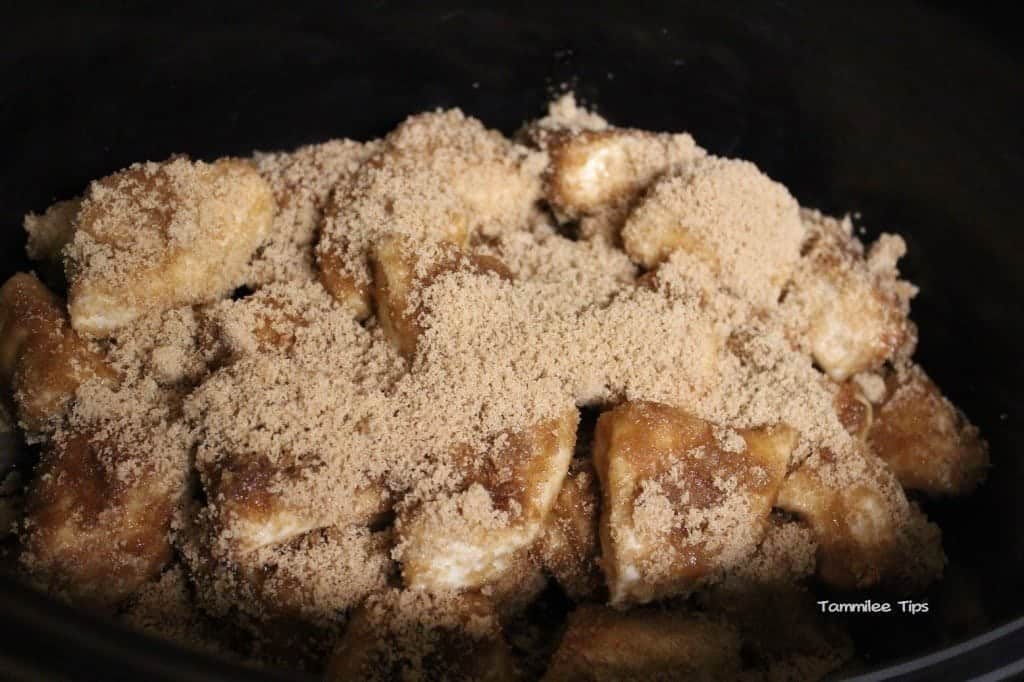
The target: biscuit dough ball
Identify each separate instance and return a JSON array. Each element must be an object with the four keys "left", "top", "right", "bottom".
[
  {"left": 622, "top": 157, "right": 804, "bottom": 308},
  {"left": 593, "top": 401, "right": 796, "bottom": 606},
  {"left": 782, "top": 212, "right": 915, "bottom": 380},
  {"left": 398, "top": 409, "right": 578, "bottom": 592},
  {"left": 66, "top": 156, "right": 274, "bottom": 336},
  {"left": 326, "top": 590, "right": 517, "bottom": 682},
  {"left": 776, "top": 446, "right": 945, "bottom": 591},
  {"left": 0, "top": 273, "right": 117, "bottom": 435},
  {"left": 868, "top": 364, "right": 988, "bottom": 496}
]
